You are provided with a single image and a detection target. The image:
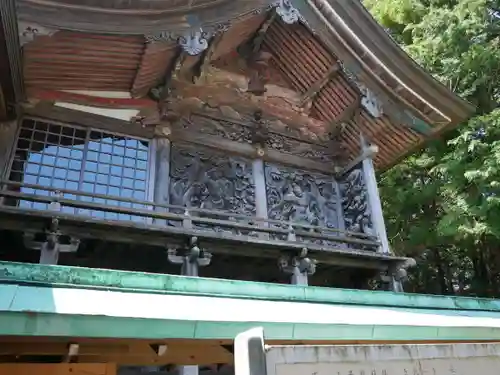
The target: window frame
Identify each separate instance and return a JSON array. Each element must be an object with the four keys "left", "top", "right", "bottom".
[{"left": 4, "top": 115, "right": 156, "bottom": 221}]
